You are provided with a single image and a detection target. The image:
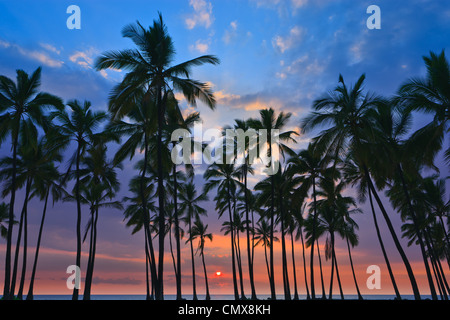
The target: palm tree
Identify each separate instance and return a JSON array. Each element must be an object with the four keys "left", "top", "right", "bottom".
[
  {"left": 225, "top": 119, "right": 258, "bottom": 299},
  {"left": 204, "top": 163, "right": 241, "bottom": 300},
  {"left": 287, "top": 142, "right": 328, "bottom": 299},
  {"left": 248, "top": 108, "right": 297, "bottom": 299},
  {"left": 167, "top": 104, "right": 199, "bottom": 299},
  {"left": 190, "top": 219, "right": 213, "bottom": 300},
  {"left": 0, "top": 67, "right": 63, "bottom": 299},
  {"left": 50, "top": 99, "right": 107, "bottom": 300},
  {"left": 106, "top": 93, "right": 159, "bottom": 297},
  {"left": 341, "top": 218, "right": 363, "bottom": 300},
  {"left": 301, "top": 73, "right": 421, "bottom": 299},
  {"left": 95, "top": 14, "right": 219, "bottom": 299},
  {"left": 343, "top": 153, "right": 402, "bottom": 299},
  {"left": 291, "top": 204, "right": 311, "bottom": 299},
  {"left": 396, "top": 50, "right": 449, "bottom": 167},
  {"left": 179, "top": 180, "right": 208, "bottom": 300},
  {"left": 122, "top": 175, "right": 158, "bottom": 300},
  {"left": 253, "top": 218, "right": 279, "bottom": 287},
  {"left": 371, "top": 102, "right": 439, "bottom": 299},
  {"left": 26, "top": 166, "right": 64, "bottom": 300},
  {"left": 77, "top": 140, "right": 122, "bottom": 300}
]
